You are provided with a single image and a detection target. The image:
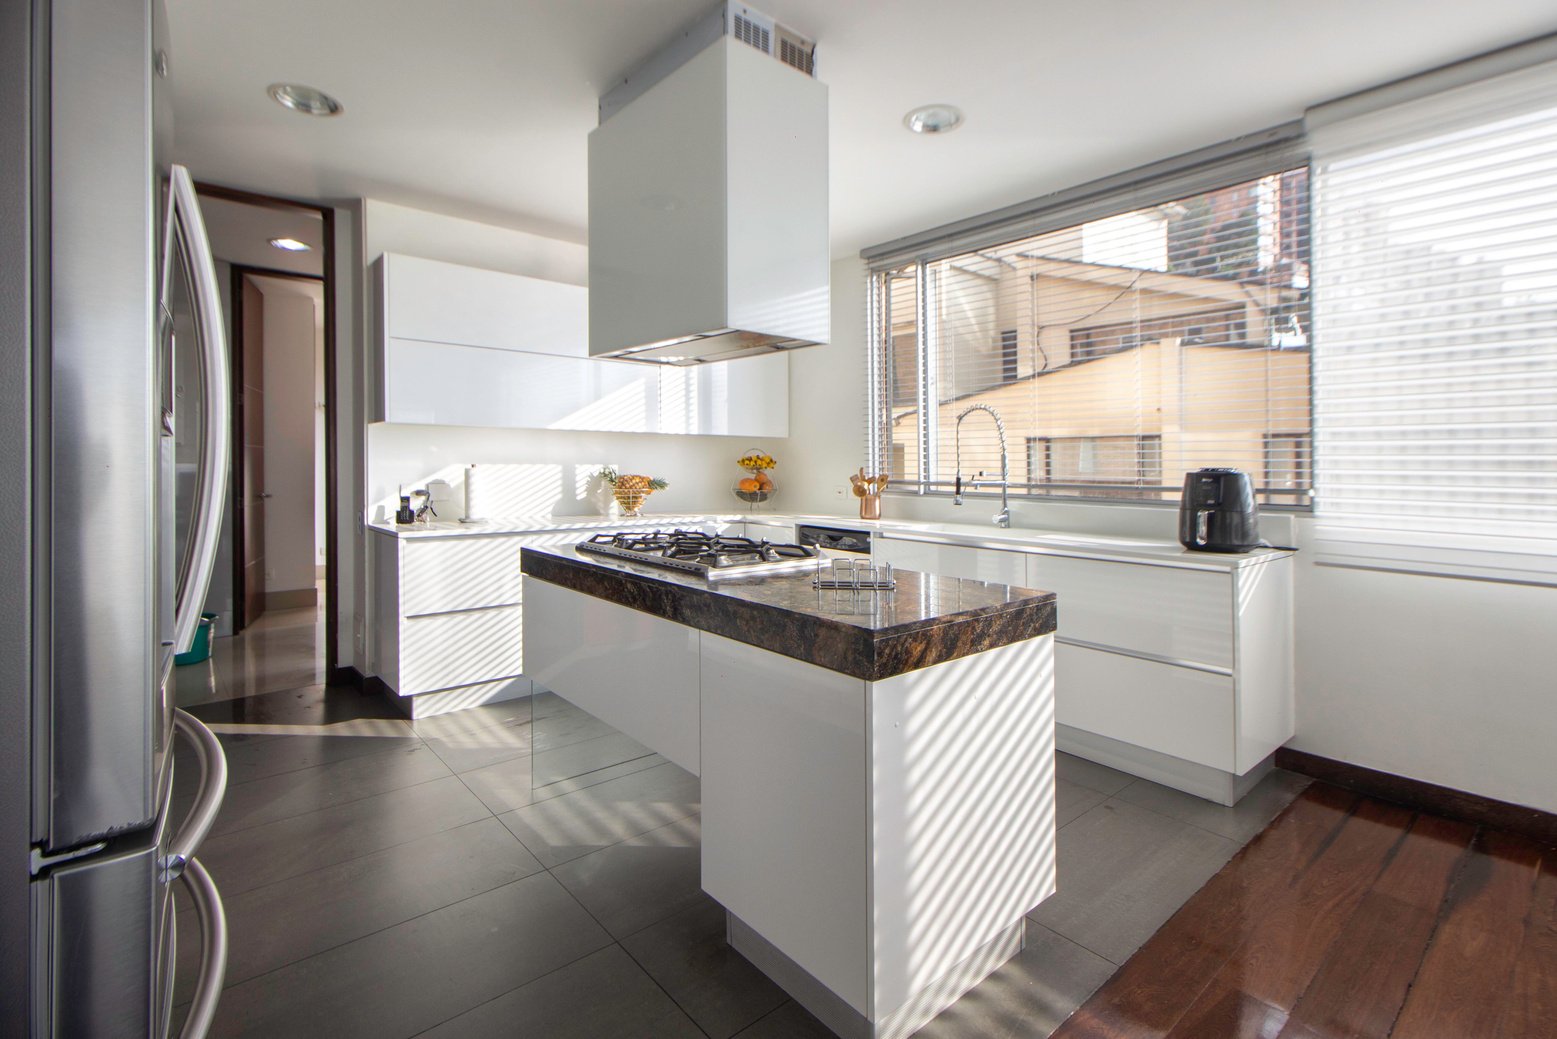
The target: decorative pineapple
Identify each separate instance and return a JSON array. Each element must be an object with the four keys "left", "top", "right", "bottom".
[{"left": 594, "top": 467, "right": 668, "bottom": 517}]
